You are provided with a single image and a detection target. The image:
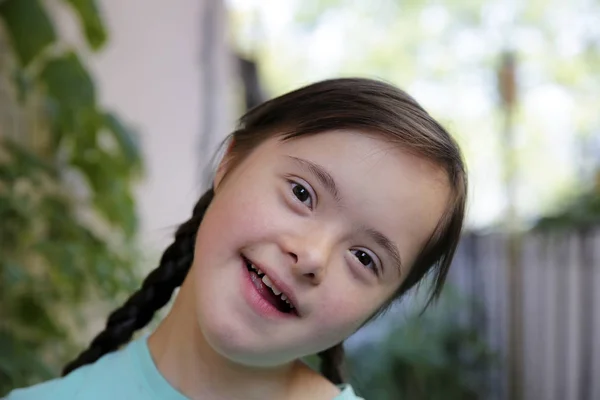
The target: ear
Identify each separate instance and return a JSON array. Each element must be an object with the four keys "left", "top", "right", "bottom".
[{"left": 213, "top": 139, "right": 236, "bottom": 189}]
